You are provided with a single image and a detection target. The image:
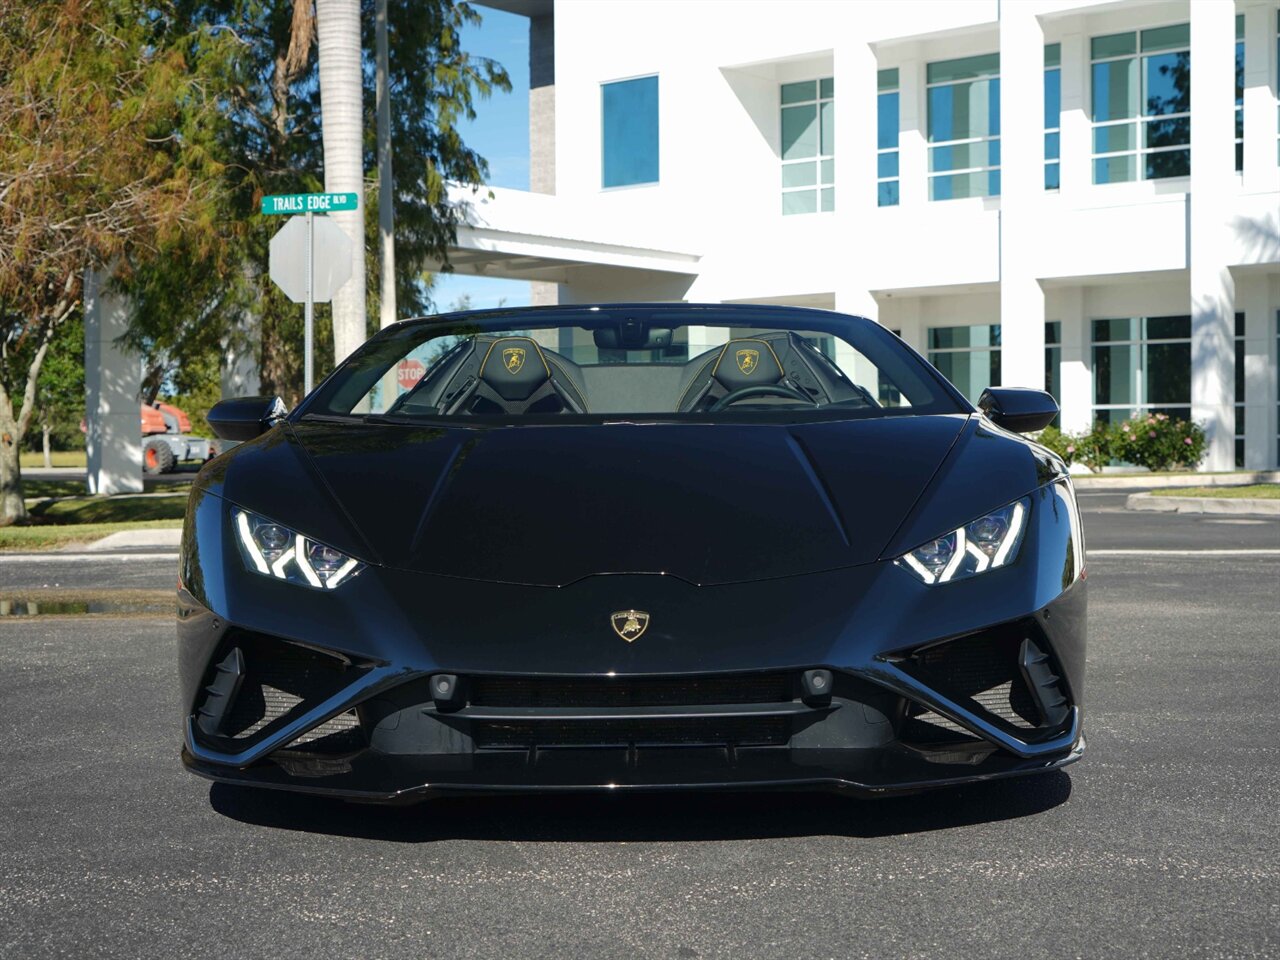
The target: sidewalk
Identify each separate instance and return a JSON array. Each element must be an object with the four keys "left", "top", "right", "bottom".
[
  {"left": 67, "top": 529, "right": 183, "bottom": 552},
  {"left": 1126, "top": 491, "right": 1280, "bottom": 517},
  {"left": 1072, "top": 470, "right": 1280, "bottom": 491}
]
